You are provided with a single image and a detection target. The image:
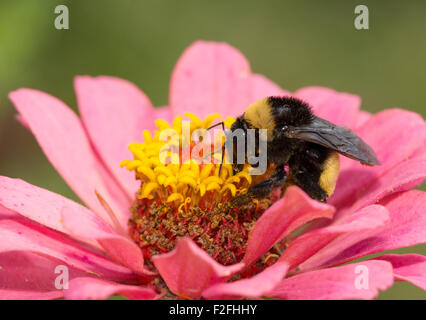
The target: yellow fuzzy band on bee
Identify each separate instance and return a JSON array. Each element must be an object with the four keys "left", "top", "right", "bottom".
[
  {"left": 121, "top": 113, "right": 253, "bottom": 206},
  {"left": 318, "top": 151, "right": 340, "bottom": 197}
]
